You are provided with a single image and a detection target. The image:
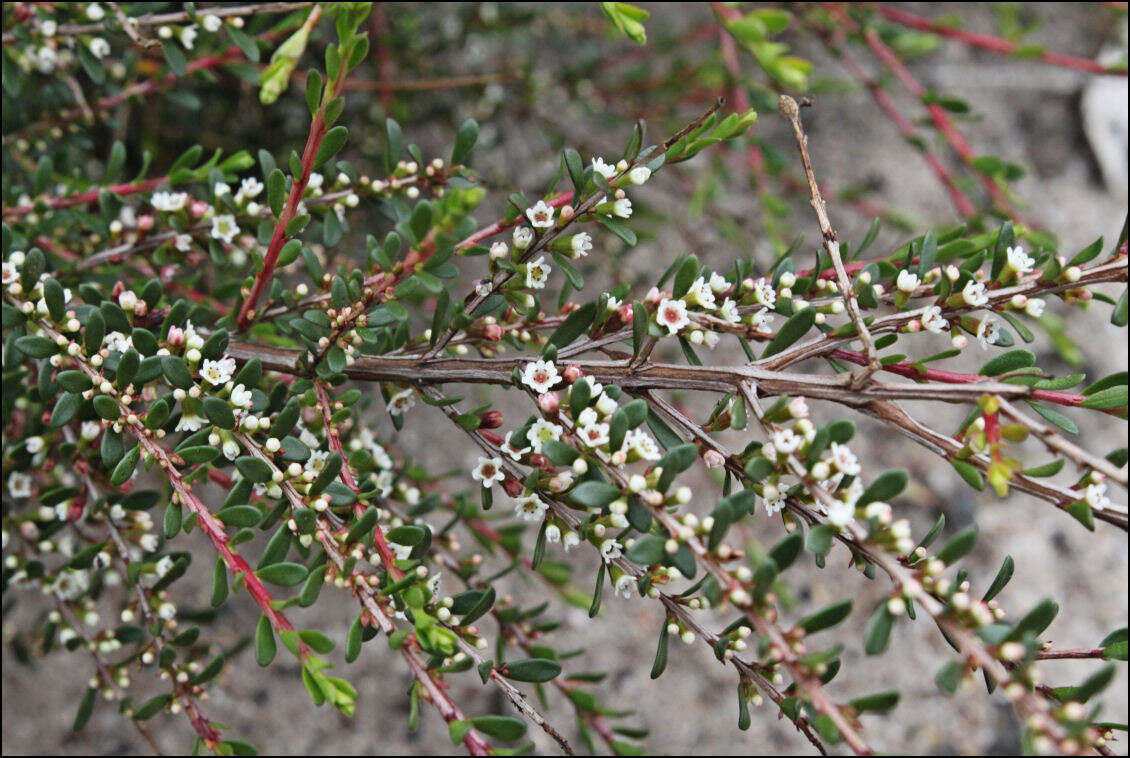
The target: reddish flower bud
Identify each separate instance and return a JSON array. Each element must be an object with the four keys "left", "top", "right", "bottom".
[
  {"left": 503, "top": 478, "right": 523, "bottom": 497},
  {"left": 137, "top": 214, "right": 155, "bottom": 231},
  {"left": 483, "top": 323, "right": 503, "bottom": 341},
  {"left": 618, "top": 304, "right": 634, "bottom": 323},
  {"left": 479, "top": 430, "right": 504, "bottom": 446},
  {"left": 562, "top": 364, "right": 582, "bottom": 384},
  {"left": 479, "top": 410, "right": 503, "bottom": 429},
  {"left": 537, "top": 392, "right": 559, "bottom": 413}
]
